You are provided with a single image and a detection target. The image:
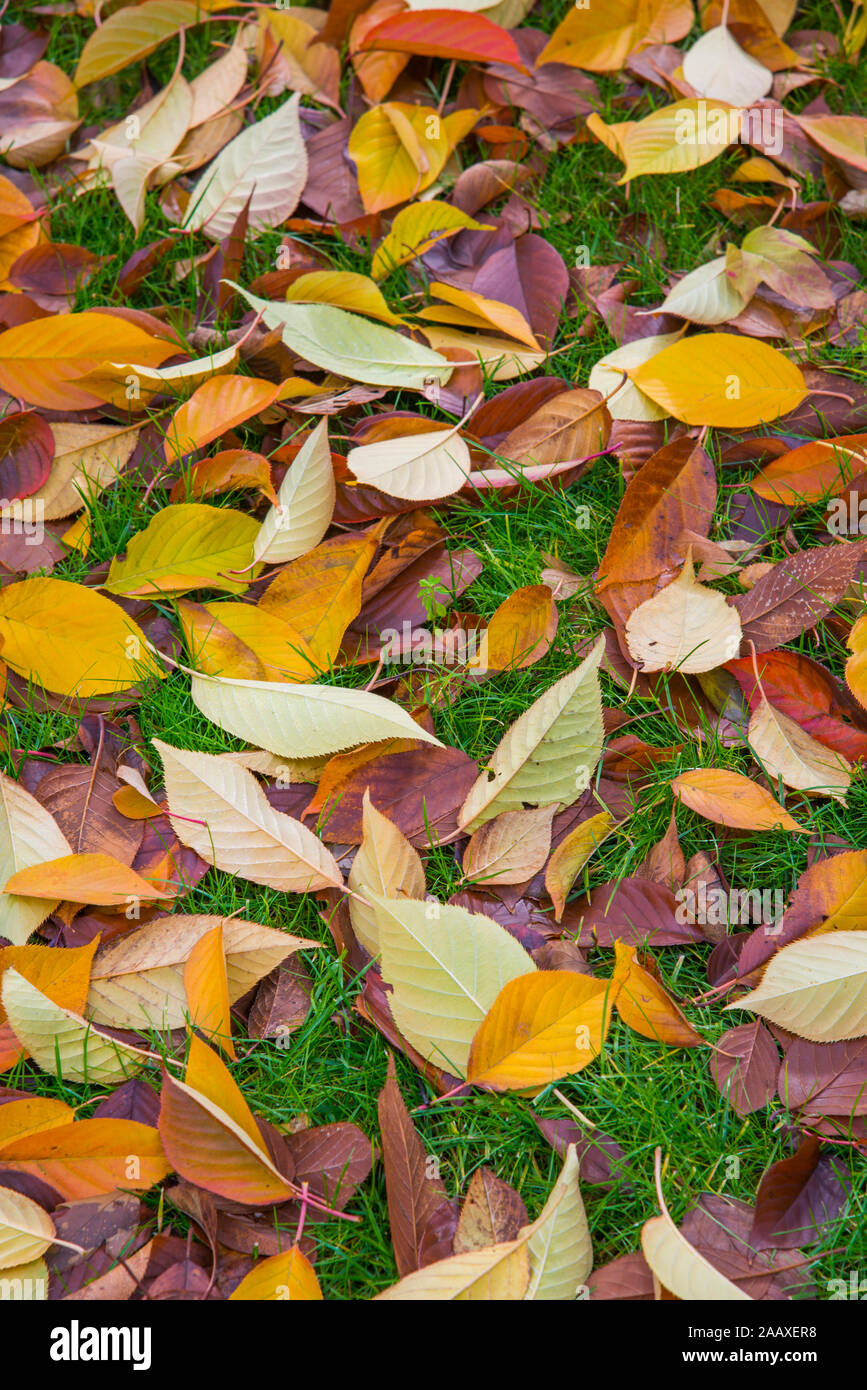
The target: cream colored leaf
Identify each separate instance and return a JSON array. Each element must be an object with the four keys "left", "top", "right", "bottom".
[
  {"left": 587, "top": 332, "right": 681, "bottom": 422},
  {"left": 189, "top": 669, "right": 443, "bottom": 757},
  {"left": 462, "top": 805, "right": 556, "bottom": 887},
  {"left": 0, "top": 773, "right": 72, "bottom": 946},
  {"left": 459, "top": 637, "right": 604, "bottom": 833},
  {"left": 14, "top": 422, "right": 141, "bottom": 521},
  {"left": 183, "top": 94, "right": 308, "bottom": 242},
  {"left": 347, "top": 792, "right": 425, "bottom": 957},
  {"left": 86, "top": 914, "right": 318, "bottom": 1031},
  {"left": 0, "top": 1187, "right": 55, "bottom": 1271},
  {"left": 188, "top": 40, "right": 248, "bottom": 127},
  {"left": 153, "top": 739, "right": 343, "bottom": 894},
  {"left": 729, "top": 933, "right": 867, "bottom": 1042},
  {"left": 748, "top": 698, "right": 852, "bottom": 803},
  {"left": 1, "top": 969, "right": 151, "bottom": 1085},
  {"left": 252, "top": 418, "right": 335, "bottom": 565},
  {"left": 347, "top": 426, "right": 471, "bottom": 502},
  {"left": 370, "top": 891, "right": 535, "bottom": 1077},
  {"left": 642, "top": 1195, "right": 751, "bottom": 1301},
  {"left": 229, "top": 283, "right": 454, "bottom": 391},
  {"left": 0, "top": 1256, "right": 48, "bottom": 1298},
  {"left": 375, "top": 1240, "right": 530, "bottom": 1300},
  {"left": 522, "top": 1146, "right": 592, "bottom": 1300},
  {"left": 103, "top": 342, "right": 239, "bottom": 399},
  {"left": 659, "top": 257, "right": 748, "bottom": 325},
  {"left": 219, "top": 750, "right": 328, "bottom": 783},
  {"left": 625, "top": 554, "right": 742, "bottom": 674},
  {"left": 682, "top": 25, "right": 773, "bottom": 107}
]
